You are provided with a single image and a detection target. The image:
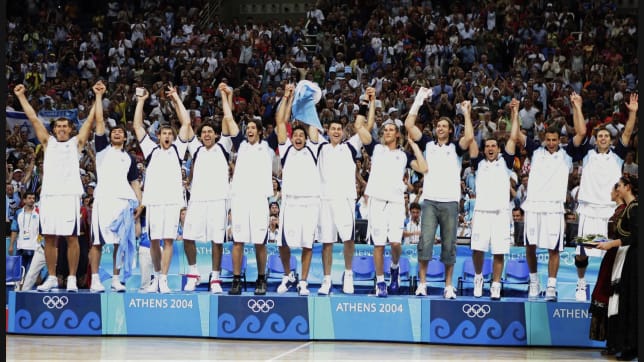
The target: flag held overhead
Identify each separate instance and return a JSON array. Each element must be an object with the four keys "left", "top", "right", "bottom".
[{"left": 291, "top": 80, "right": 323, "bottom": 131}]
